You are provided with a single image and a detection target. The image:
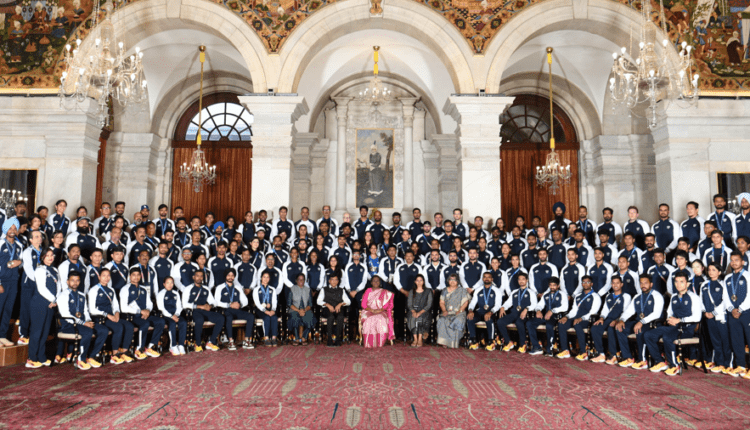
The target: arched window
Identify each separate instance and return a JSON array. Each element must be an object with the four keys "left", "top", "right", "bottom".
[
  {"left": 500, "top": 95, "right": 576, "bottom": 146},
  {"left": 174, "top": 93, "right": 253, "bottom": 142}
]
